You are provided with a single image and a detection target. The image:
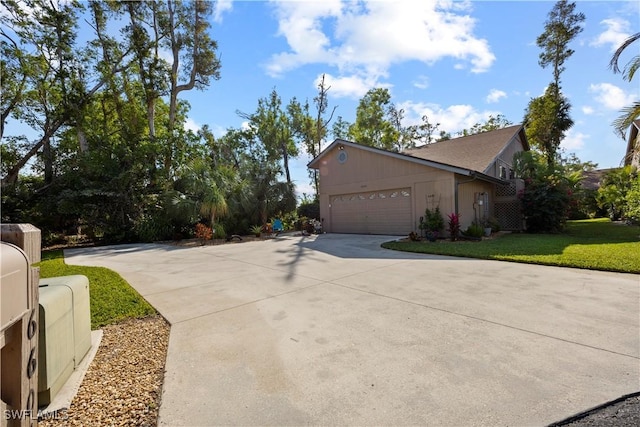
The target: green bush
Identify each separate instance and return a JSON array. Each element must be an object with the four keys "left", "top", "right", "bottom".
[
  {"left": 420, "top": 206, "right": 444, "bottom": 233},
  {"left": 297, "top": 197, "right": 320, "bottom": 220},
  {"left": 519, "top": 176, "right": 571, "bottom": 233},
  {"left": 464, "top": 223, "right": 484, "bottom": 238},
  {"left": 626, "top": 175, "right": 640, "bottom": 224},
  {"left": 597, "top": 167, "right": 638, "bottom": 221},
  {"left": 135, "top": 215, "right": 174, "bottom": 242},
  {"left": 213, "top": 223, "right": 226, "bottom": 239},
  {"left": 514, "top": 151, "right": 585, "bottom": 233}
]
